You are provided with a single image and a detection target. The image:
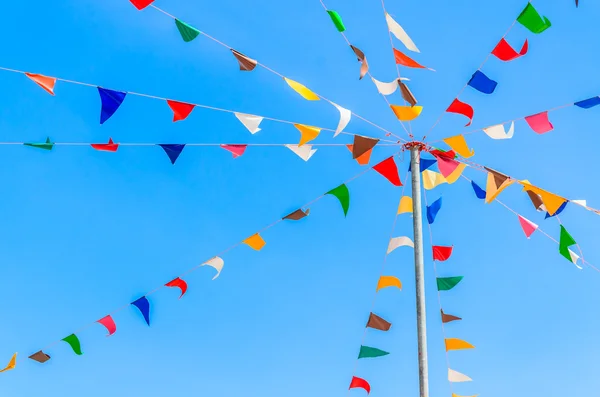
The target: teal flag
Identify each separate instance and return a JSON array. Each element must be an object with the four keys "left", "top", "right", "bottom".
[
  {"left": 437, "top": 276, "right": 463, "bottom": 291},
  {"left": 175, "top": 19, "right": 201, "bottom": 42},
  {"left": 517, "top": 3, "right": 551, "bottom": 34},
  {"left": 358, "top": 345, "right": 389, "bottom": 359},
  {"left": 24, "top": 137, "right": 54, "bottom": 151},
  {"left": 326, "top": 184, "right": 350, "bottom": 216},
  {"left": 62, "top": 334, "right": 83, "bottom": 355}
]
